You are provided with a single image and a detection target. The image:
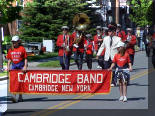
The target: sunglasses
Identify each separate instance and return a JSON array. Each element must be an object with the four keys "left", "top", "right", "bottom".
[
  {"left": 63, "top": 28, "right": 68, "bottom": 31},
  {"left": 12, "top": 41, "right": 17, "bottom": 43}
]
